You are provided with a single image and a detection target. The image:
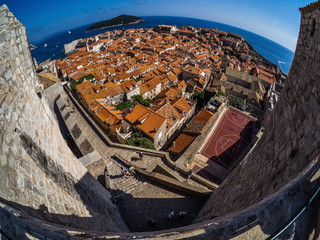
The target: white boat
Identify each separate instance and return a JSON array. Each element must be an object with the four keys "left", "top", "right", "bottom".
[
  {"left": 44, "top": 43, "right": 47, "bottom": 47},
  {"left": 67, "top": 31, "right": 71, "bottom": 34}
]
